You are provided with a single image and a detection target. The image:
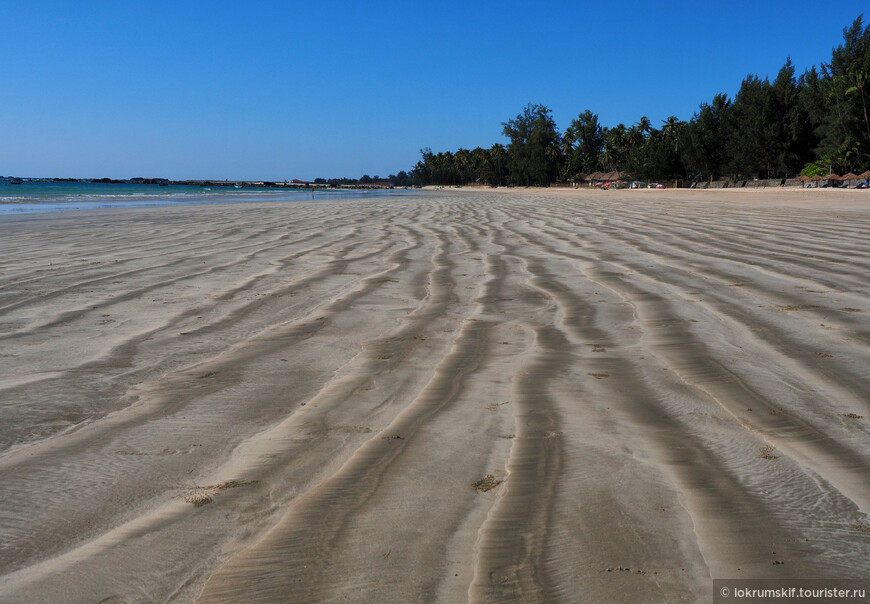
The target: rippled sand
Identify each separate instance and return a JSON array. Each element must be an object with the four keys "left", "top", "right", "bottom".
[{"left": 1, "top": 188, "right": 869, "bottom": 602}]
